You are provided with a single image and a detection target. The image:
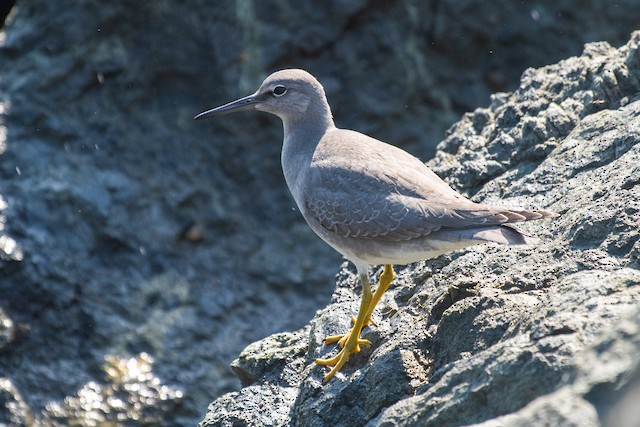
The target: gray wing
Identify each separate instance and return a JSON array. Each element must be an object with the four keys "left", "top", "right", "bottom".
[
  {"left": 303, "top": 128, "right": 552, "bottom": 242},
  {"left": 304, "top": 165, "right": 537, "bottom": 242}
]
